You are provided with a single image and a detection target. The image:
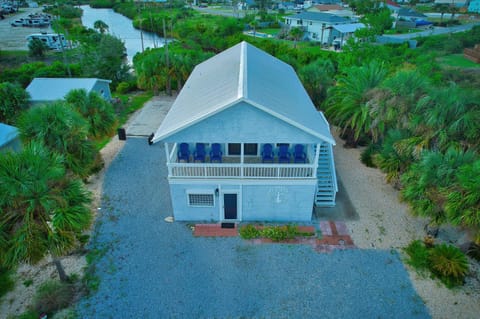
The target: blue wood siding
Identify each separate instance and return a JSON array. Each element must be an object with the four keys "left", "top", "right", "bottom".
[
  {"left": 92, "top": 82, "right": 112, "bottom": 100},
  {"left": 242, "top": 184, "right": 315, "bottom": 221},
  {"left": 169, "top": 181, "right": 314, "bottom": 222},
  {"left": 163, "top": 101, "right": 321, "bottom": 144}
]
